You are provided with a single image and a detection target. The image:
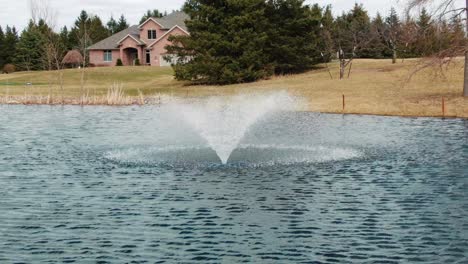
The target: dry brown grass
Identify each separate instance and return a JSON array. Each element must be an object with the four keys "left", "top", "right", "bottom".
[{"left": 0, "top": 59, "right": 467, "bottom": 118}]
